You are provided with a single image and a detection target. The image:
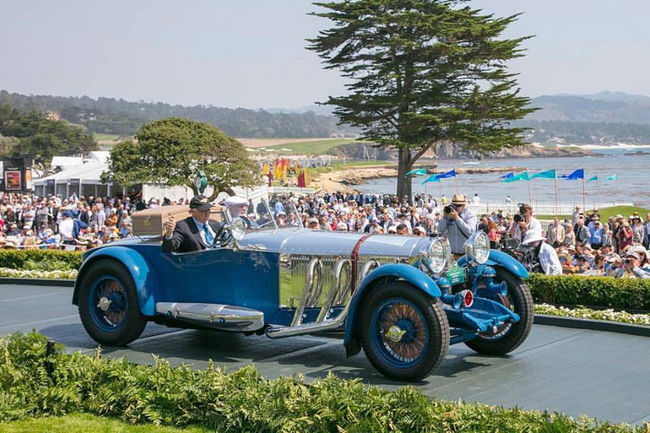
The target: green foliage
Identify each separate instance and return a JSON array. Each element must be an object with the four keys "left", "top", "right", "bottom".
[
  {"left": 308, "top": 0, "right": 536, "bottom": 197},
  {"left": 105, "top": 118, "right": 260, "bottom": 198},
  {"left": 0, "top": 332, "right": 644, "bottom": 432},
  {"left": 3, "top": 413, "right": 210, "bottom": 433},
  {"left": 0, "top": 250, "right": 82, "bottom": 271},
  {"left": 528, "top": 273, "right": 650, "bottom": 311},
  {"left": 0, "top": 104, "right": 97, "bottom": 165},
  {"left": 1, "top": 90, "right": 355, "bottom": 138}
]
